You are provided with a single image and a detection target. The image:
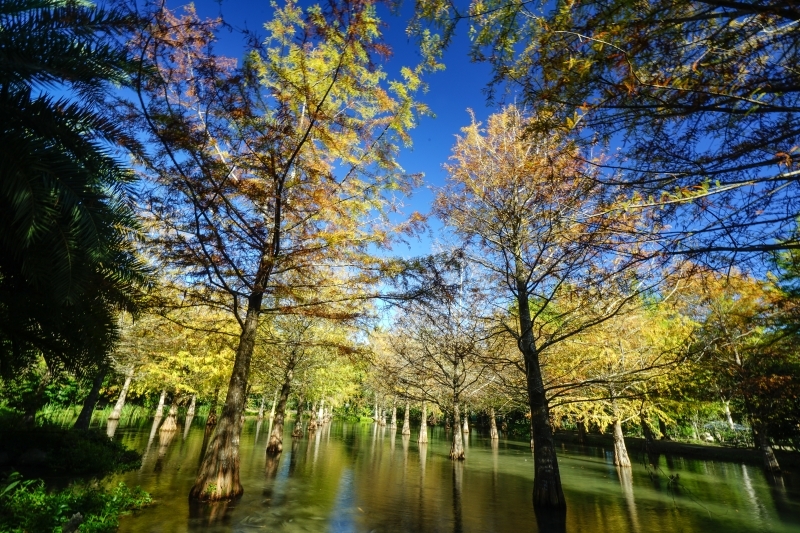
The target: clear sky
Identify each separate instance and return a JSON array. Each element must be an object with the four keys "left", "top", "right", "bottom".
[{"left": 190, "top": 0, "right": 502, "bottom": 258}]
